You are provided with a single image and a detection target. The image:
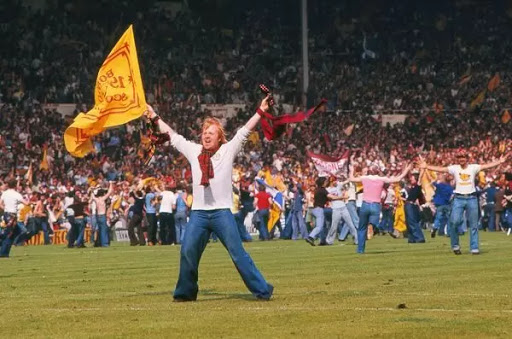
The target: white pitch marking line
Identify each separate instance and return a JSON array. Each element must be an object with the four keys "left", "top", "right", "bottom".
[{"left": 39, "top": 306, "right": 512, "bottom": 313}]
